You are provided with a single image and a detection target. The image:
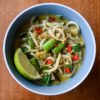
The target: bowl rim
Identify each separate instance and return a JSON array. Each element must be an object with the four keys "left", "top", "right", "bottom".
[{"left": 3, "top": 3, "right": 96, "bottom": 96}]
